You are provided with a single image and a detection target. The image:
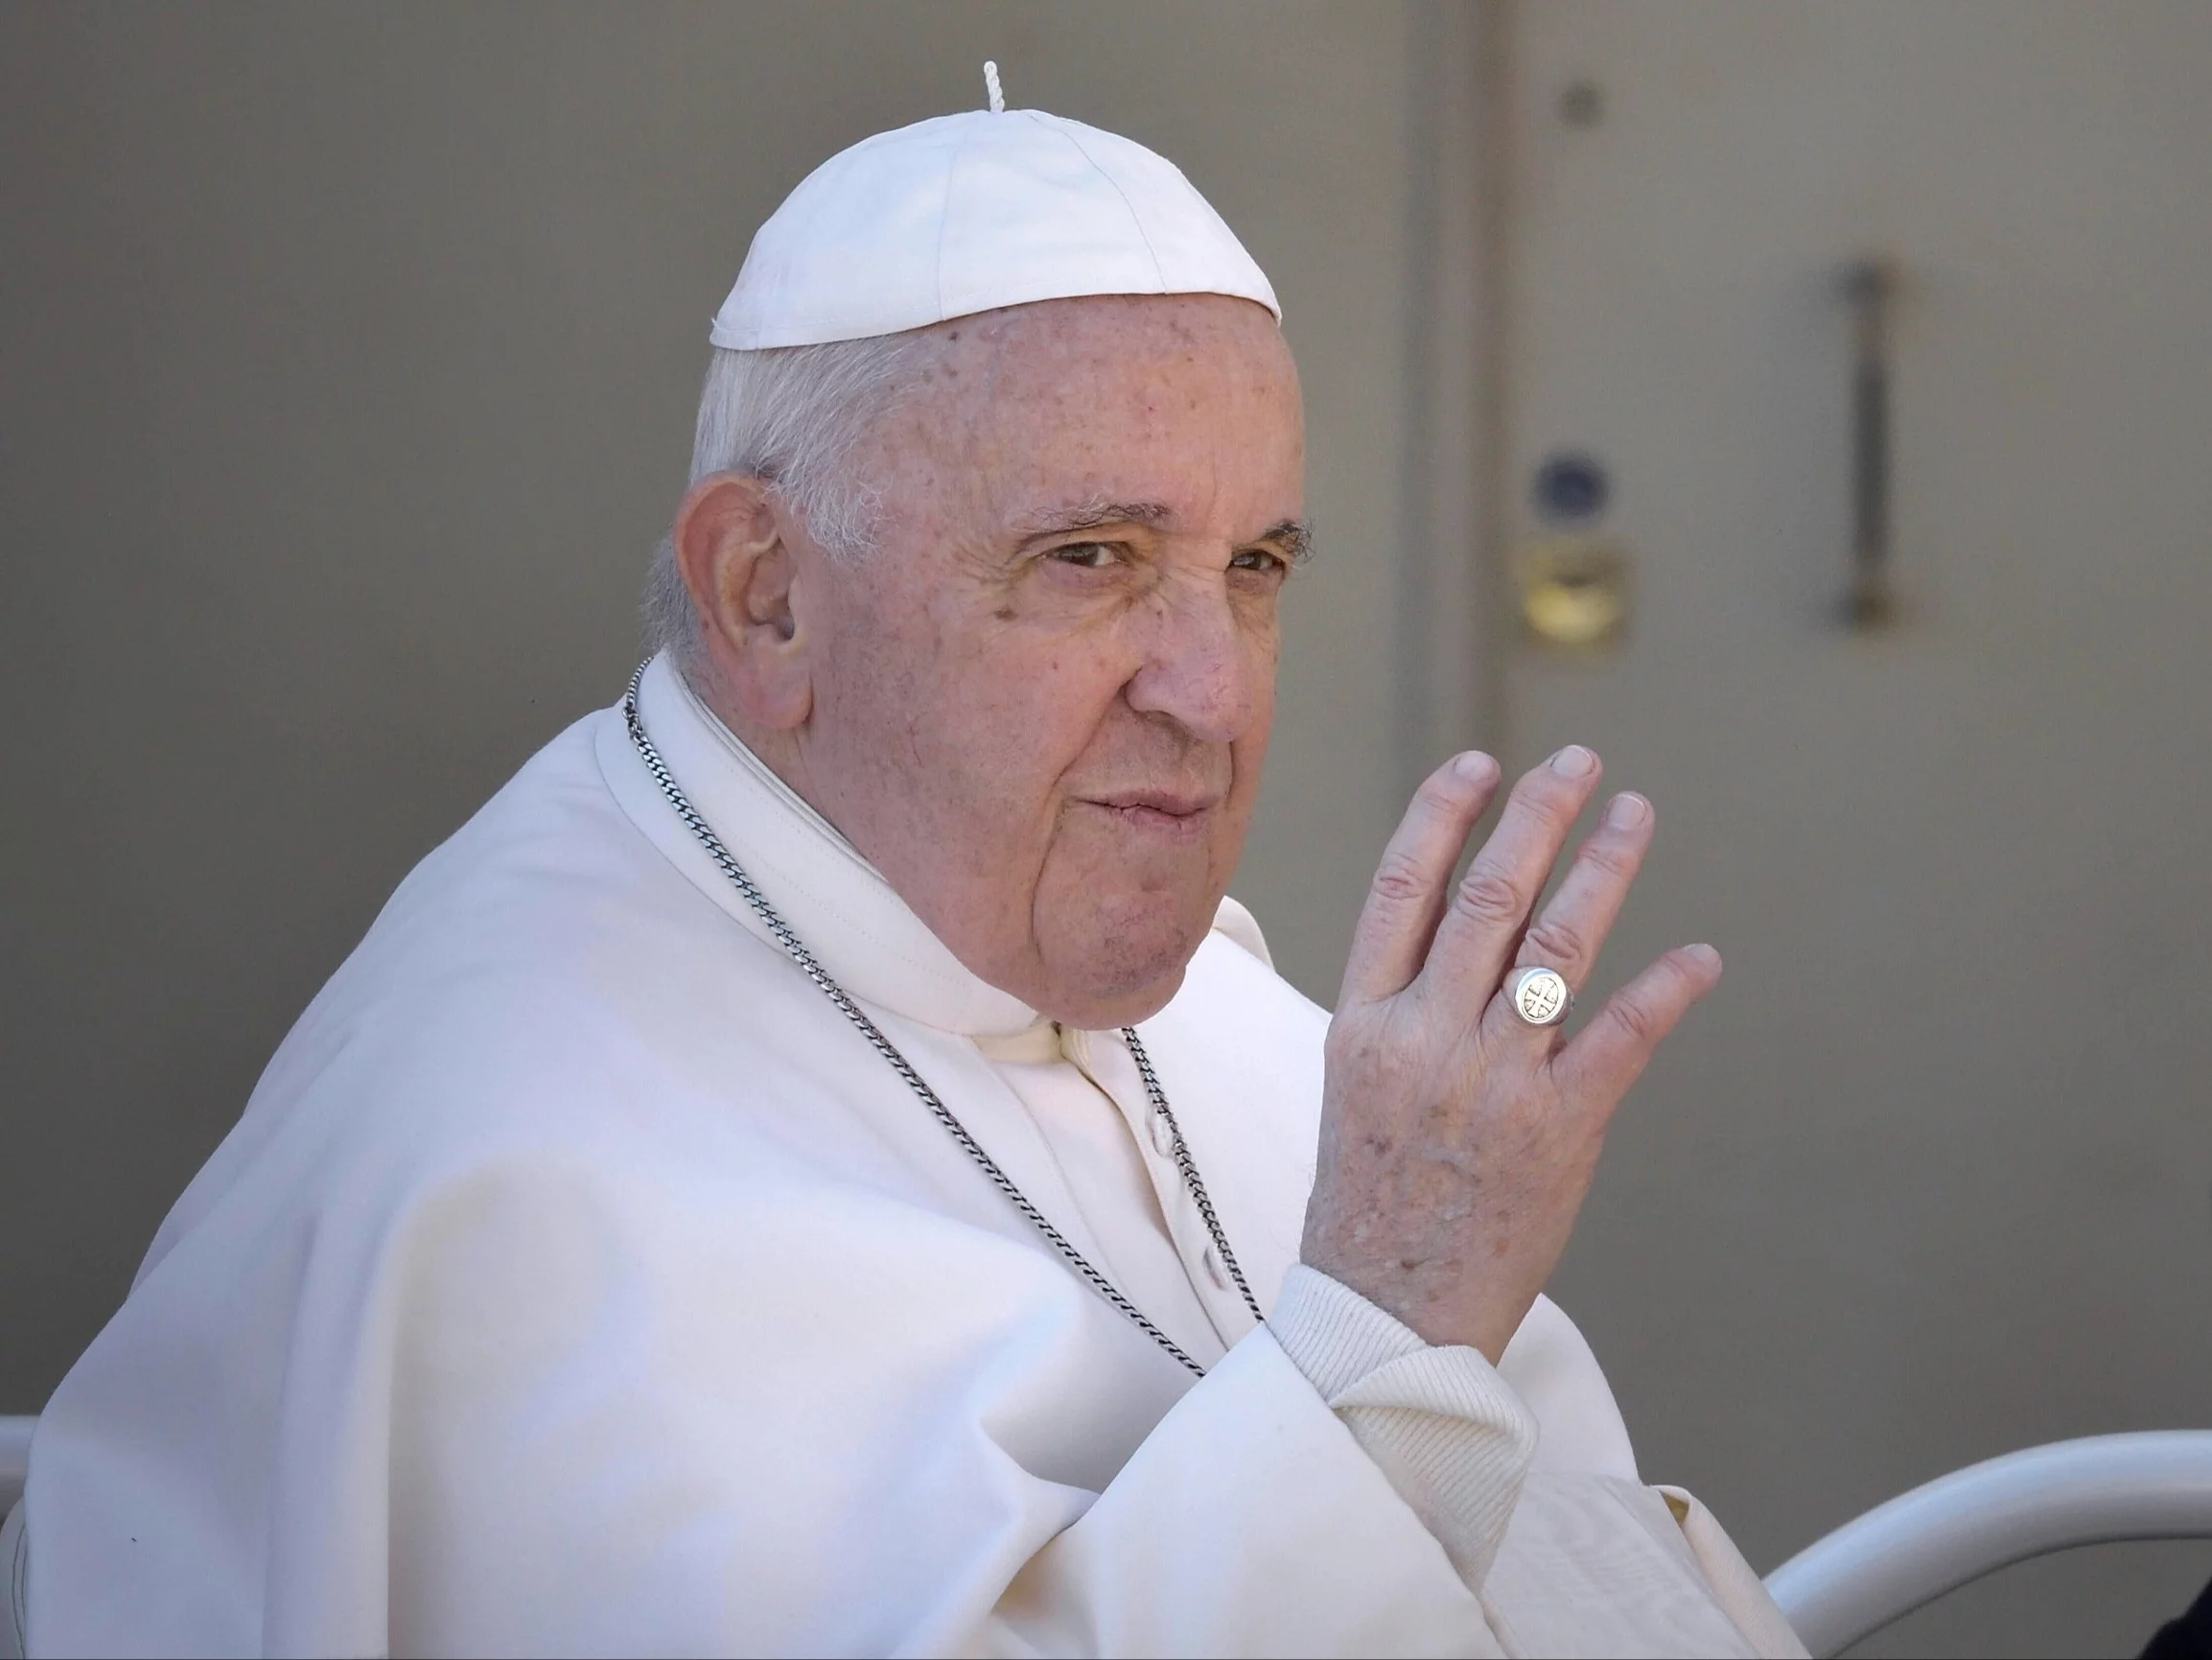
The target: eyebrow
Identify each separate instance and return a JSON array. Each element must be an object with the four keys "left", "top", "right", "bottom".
[
  {"left": 1262, "top": 518, "right": 1315, "bottom": 565},
  {"left": 1016, "top": 500, "right": 1315, "bottom": 564},
  {"left": 1016, "top": 500, "right": 1176, "bottom": 536}
]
